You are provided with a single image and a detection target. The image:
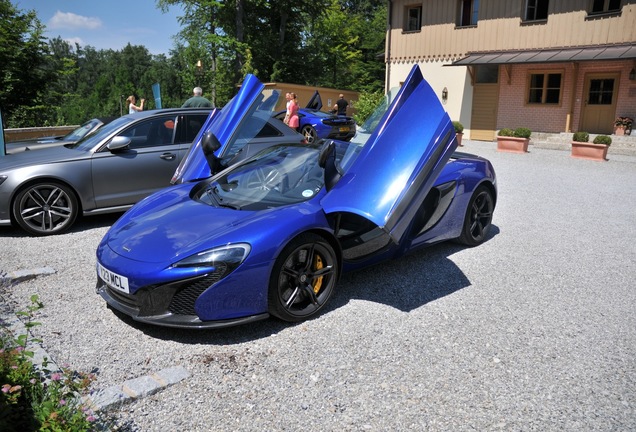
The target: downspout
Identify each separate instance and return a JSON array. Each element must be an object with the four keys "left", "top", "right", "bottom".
[
  {"left": 566, "top": 62, "right": 579, "bottom": 132},
  {"left": 385, "top": 0, "right": 393, "bottom": 94}
]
